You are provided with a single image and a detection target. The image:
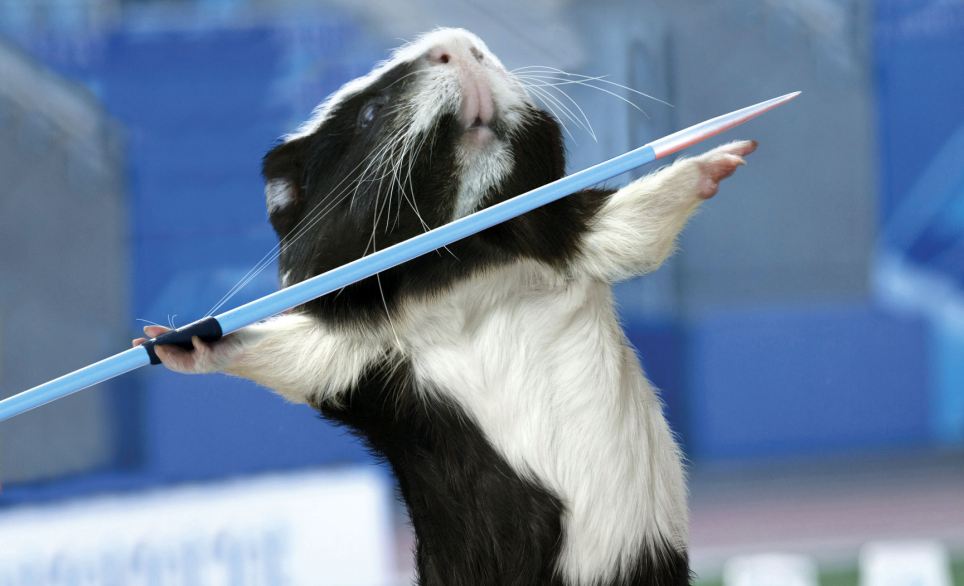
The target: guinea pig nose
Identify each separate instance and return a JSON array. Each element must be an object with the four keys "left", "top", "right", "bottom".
[{"left": 427, "top": 47, "right": 452, "bottom": 65}]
